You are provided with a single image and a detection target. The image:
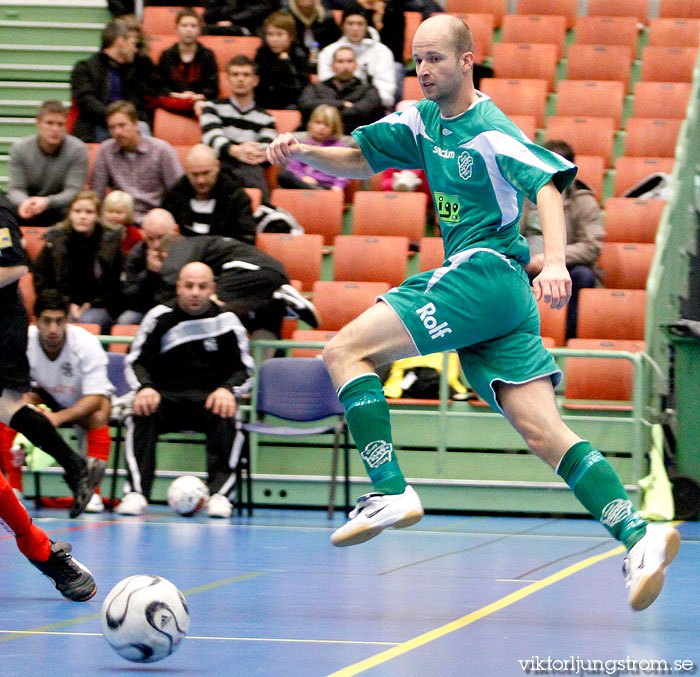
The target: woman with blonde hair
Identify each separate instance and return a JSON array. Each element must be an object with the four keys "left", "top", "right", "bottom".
[
  {"left": 287, "top": 0, "right": 341, "bottom": 63},
  {"left": 33, "top": 190, "right": 122, "bottom": 333},
  {"left": 278, "top": 104, "right": 349, "bottom": 191},
  {"left": 101, "top": 190, "right": 143, "bottom": 254}
]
